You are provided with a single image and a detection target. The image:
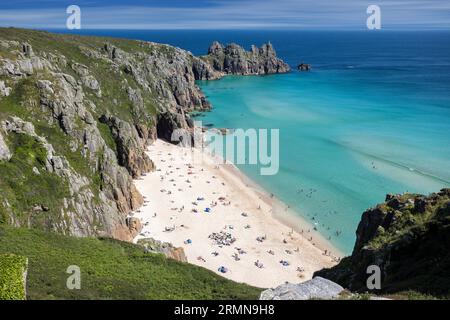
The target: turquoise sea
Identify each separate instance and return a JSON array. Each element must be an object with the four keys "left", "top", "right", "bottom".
[{"left": 57, "top": 30, "right": 450, "bottom": 254}]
